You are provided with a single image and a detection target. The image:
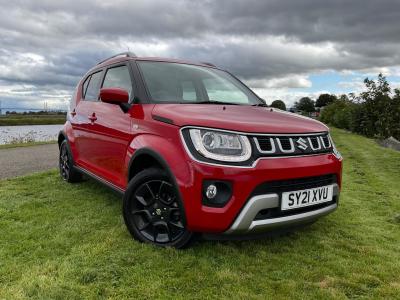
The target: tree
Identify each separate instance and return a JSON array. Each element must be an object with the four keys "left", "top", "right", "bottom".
[
  {"left": 319, "top": 74, "right": 400, "bottom": 140},
  {"left": 316, "top": 93, "right": 337, "bottom": 108},
  {"left": 270, "top": 100, "right": 286, "bottom": 110},
  {"left": 319, "top": 94, "right": 355, "bottom": 130},
  {"left": 295, "top": 97, "right": 315, "bottom": 112}
]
